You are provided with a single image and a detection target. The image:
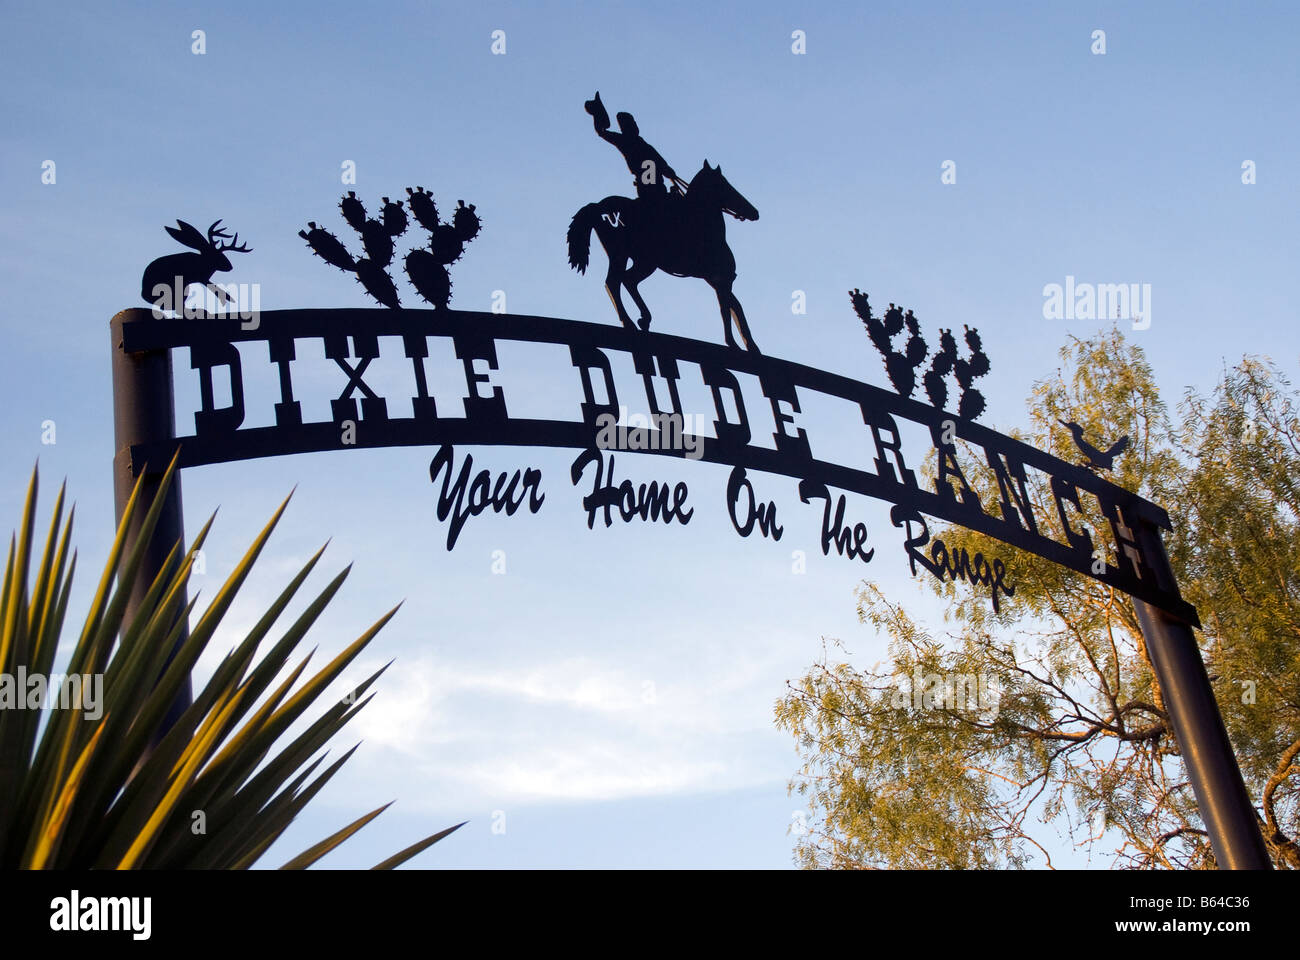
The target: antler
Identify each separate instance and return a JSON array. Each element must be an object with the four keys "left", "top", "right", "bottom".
[{"left": 207, "top": 219, "right": 251, "bottom": 253}]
